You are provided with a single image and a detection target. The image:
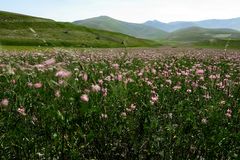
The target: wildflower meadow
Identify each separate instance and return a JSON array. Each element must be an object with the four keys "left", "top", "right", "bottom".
[{"left": 0, "top": 47, "right": 240, "bottom": 159}]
